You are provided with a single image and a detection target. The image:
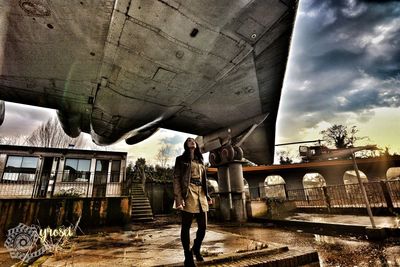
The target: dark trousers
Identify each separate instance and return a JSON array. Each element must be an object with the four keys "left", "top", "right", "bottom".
[{"left": 181, "top": 211, "right": 207, "bottom": 252}]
